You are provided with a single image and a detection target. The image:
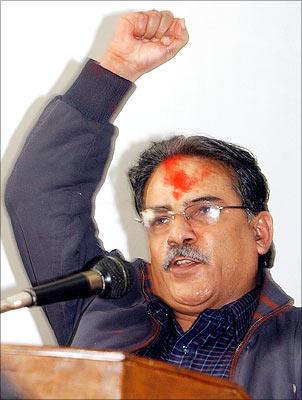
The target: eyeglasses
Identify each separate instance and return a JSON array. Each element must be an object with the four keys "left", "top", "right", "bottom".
[{"left": 137, "top": 202, "right": 251, "bottom": 234}]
